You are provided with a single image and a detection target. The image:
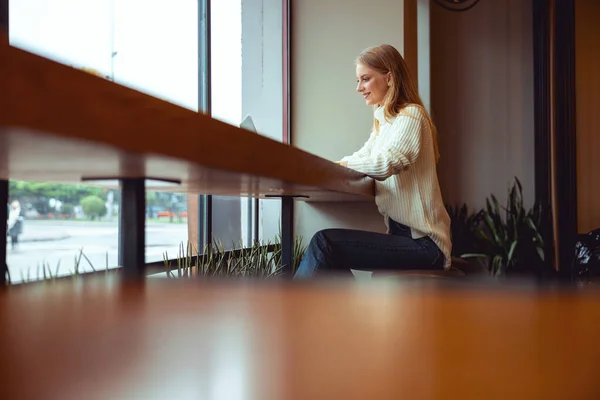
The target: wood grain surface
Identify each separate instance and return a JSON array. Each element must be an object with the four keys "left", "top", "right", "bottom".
[
  {"left": 0, "top": 38, "right": 373, "bottom": 202},
  {"left": 1, "top": 279, "right": 600, "bottom": 399},
  {"left": 575, "top": 0, "right": 600, "bottom": 232}
]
